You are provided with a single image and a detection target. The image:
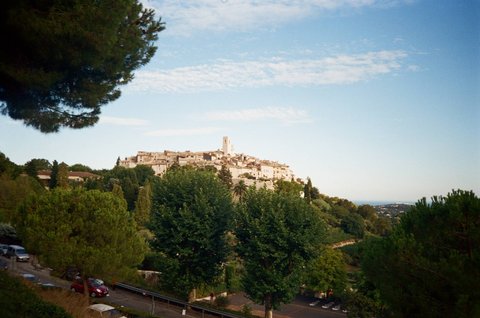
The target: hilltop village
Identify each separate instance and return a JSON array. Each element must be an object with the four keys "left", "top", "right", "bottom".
[{"left": 119, "top": 137, "right": 297, "bottom": 189}]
